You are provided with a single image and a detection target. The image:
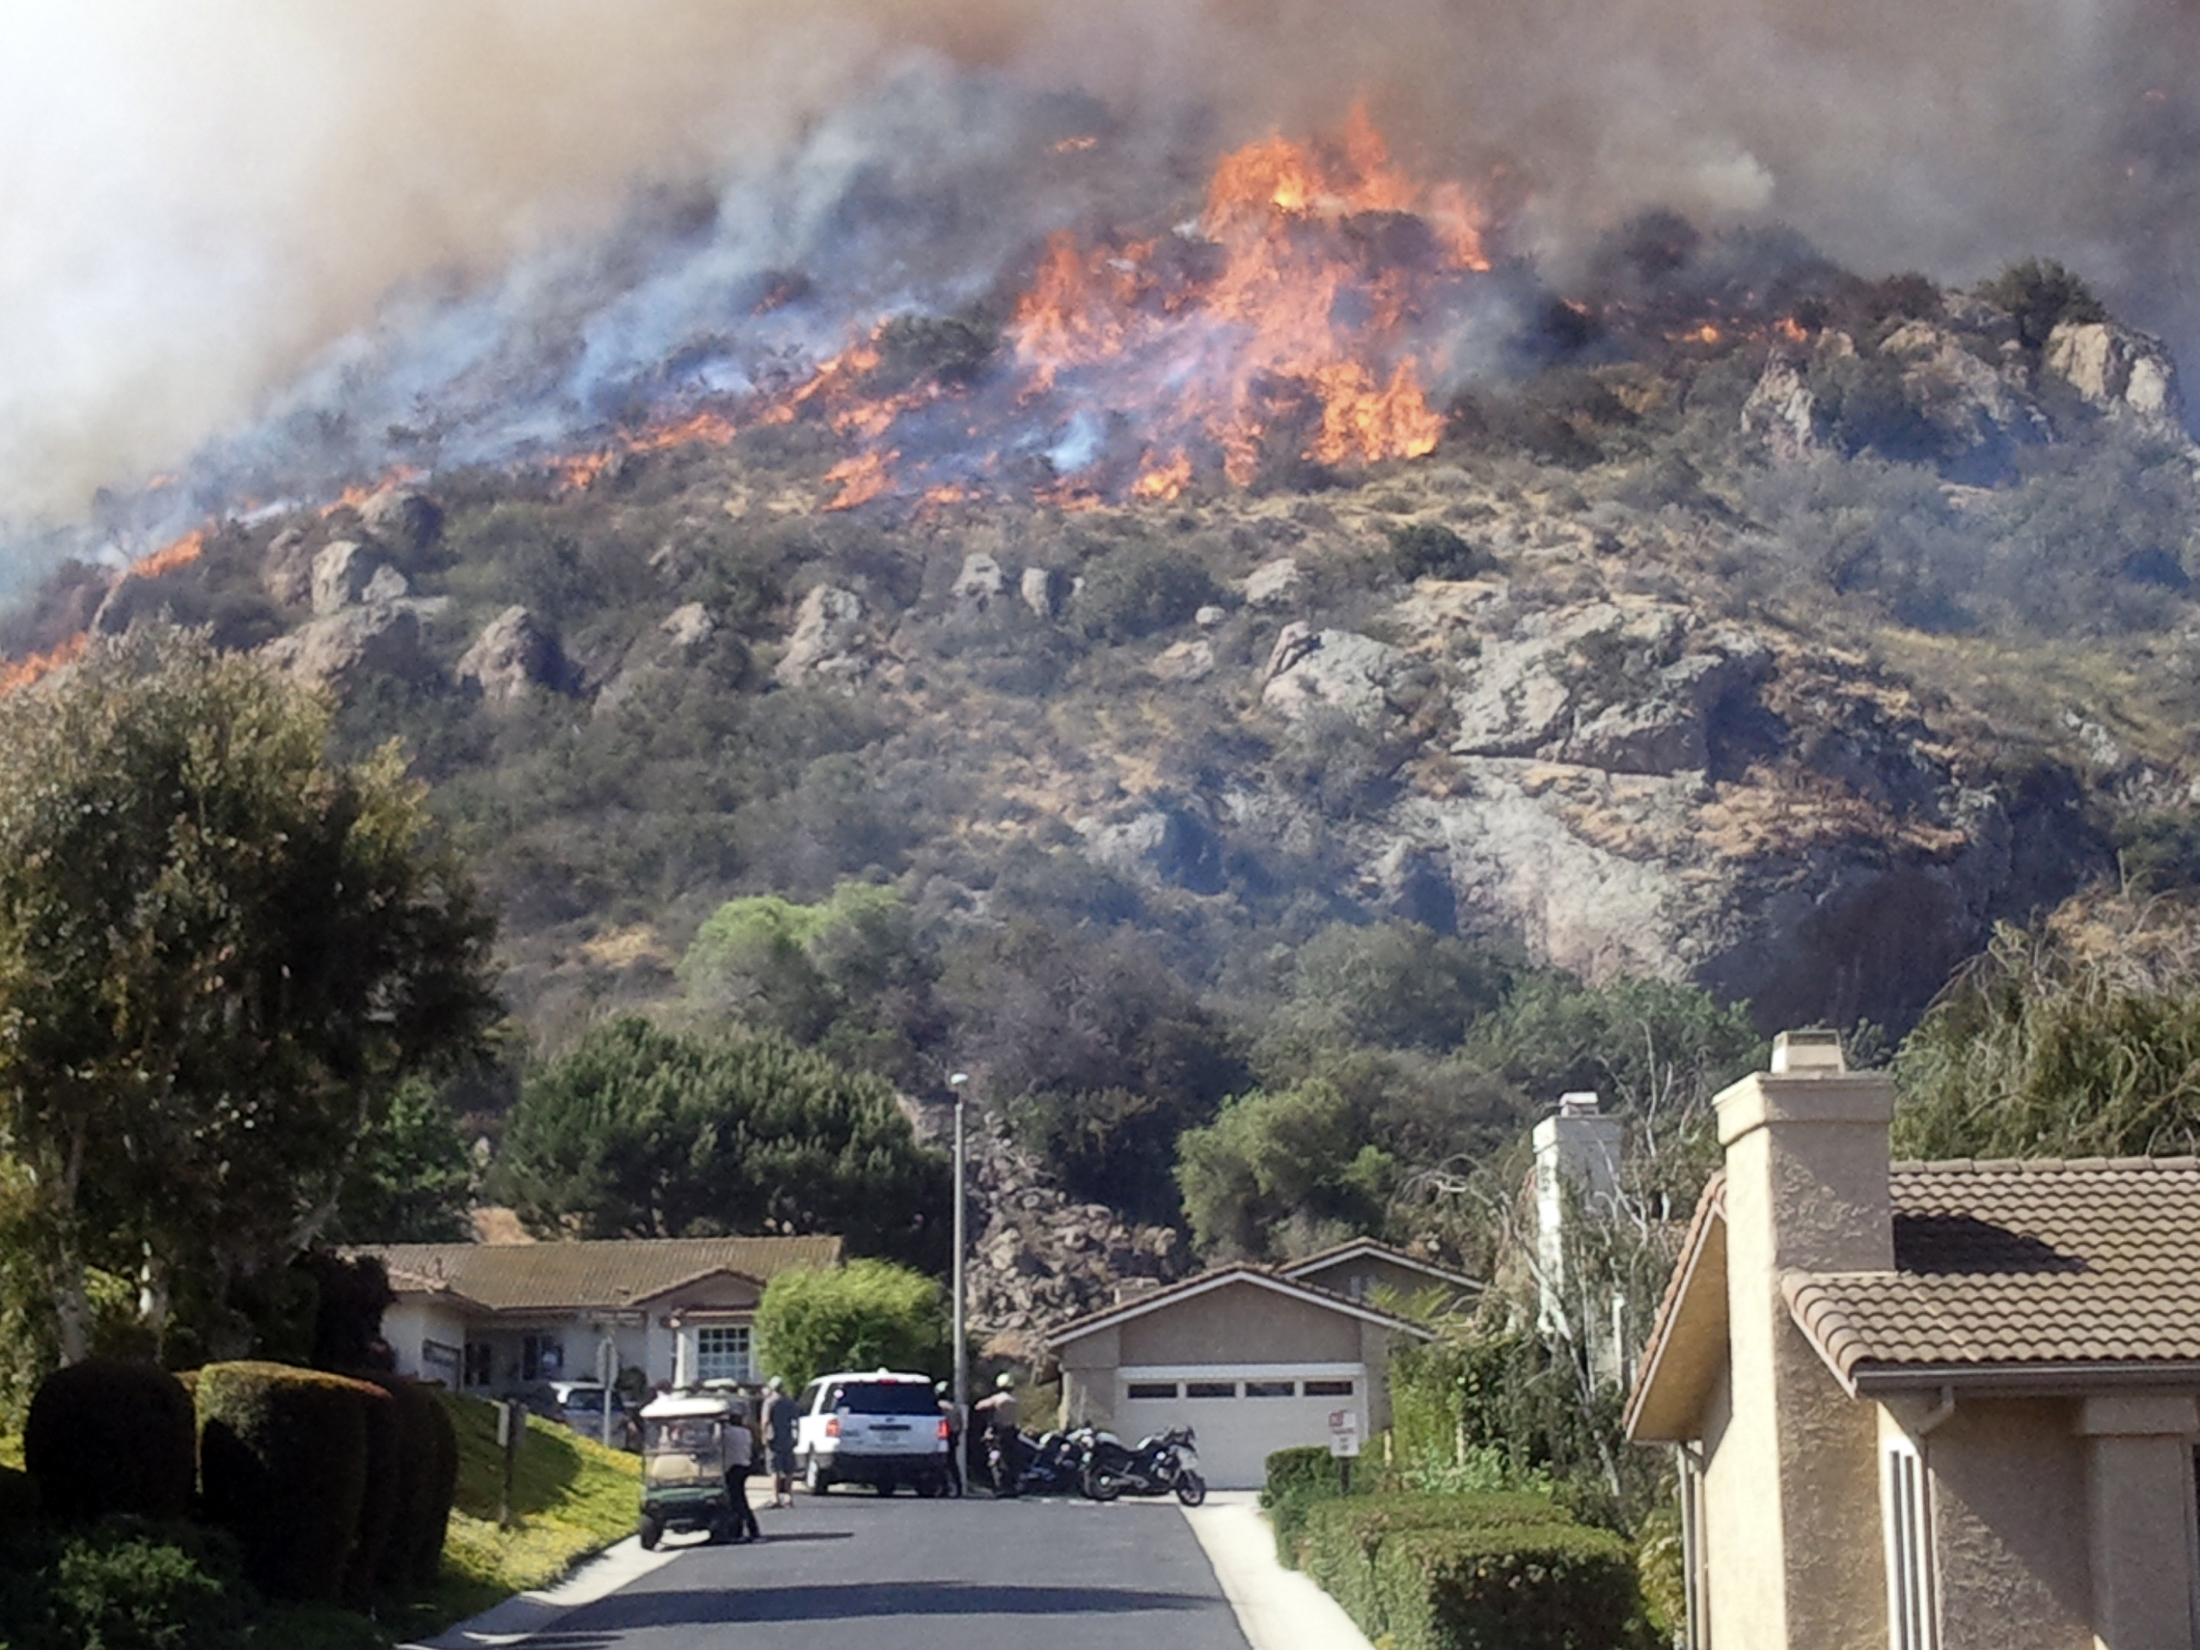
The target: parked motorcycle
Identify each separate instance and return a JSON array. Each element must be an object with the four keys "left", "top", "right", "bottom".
[
  {"left": 985, "top": 1426, "right": 1094, "bottom": 1496},
  {"left": 1081, "top": 1425, "right": 1206, "bottom": 1506}
]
